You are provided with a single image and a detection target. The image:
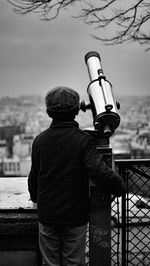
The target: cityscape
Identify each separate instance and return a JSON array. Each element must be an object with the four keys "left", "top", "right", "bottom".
[{"left": 0, "top": 94, "right": 150, "bottom": 176}]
